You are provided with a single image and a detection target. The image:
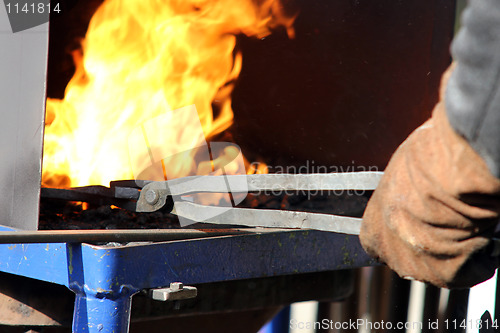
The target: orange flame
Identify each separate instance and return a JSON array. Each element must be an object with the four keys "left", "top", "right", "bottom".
[{"left": 42, "top": 0, "right": 295, "bottom": 188}]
